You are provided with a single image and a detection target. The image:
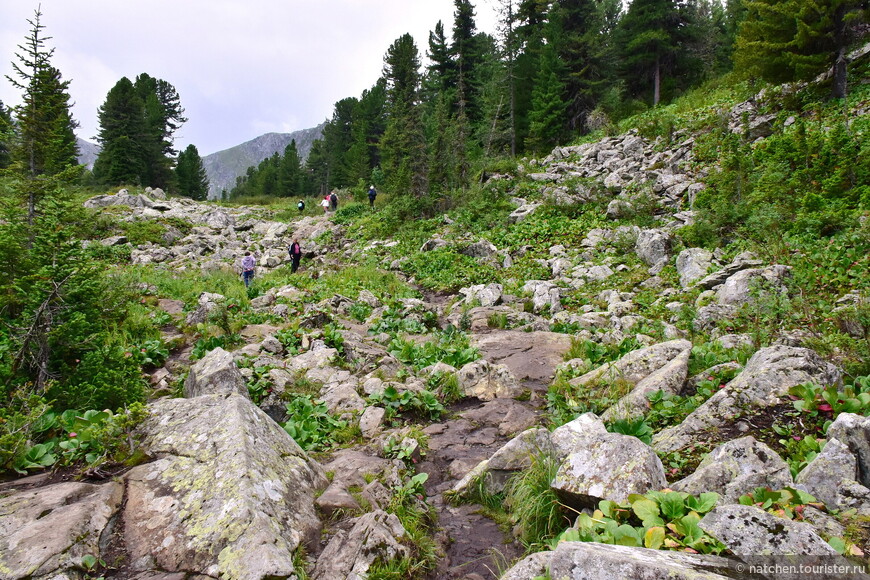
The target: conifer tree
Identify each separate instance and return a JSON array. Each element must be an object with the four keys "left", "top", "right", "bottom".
[
  {"left": 5, "top": 7, "right": 79, "bottom": 225},
  {"left": 0, "top": 100, "right": 14, "bottom": 170},
  {"left": 615, "top": 0, "right": 685, "bottom": 105},
  {"left": 526, "top": 45, "right": 569, "bottom": 153},
  {"left": 6, "top": 8, "right": 79, "bottom": 178},
  {"left": 735, "top": 0, "right": 868, "bottom": 98},
  {"left": 381, "top": 34, "right": 427, "bottom": 197},
  {"left": 93, "top": 77, "right": 146, "bottom": 185},
  {"left": 174, "top": 144, "right": 209, "bottom": 201},
  {"left": 279, "top": 140, "right": 303, "bottom": 198}
]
